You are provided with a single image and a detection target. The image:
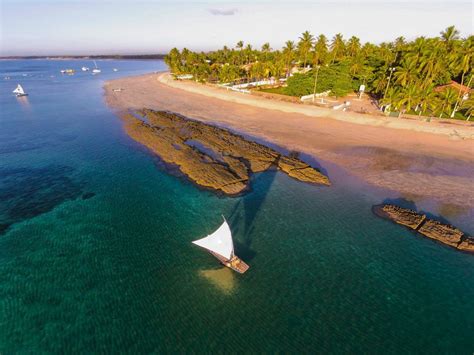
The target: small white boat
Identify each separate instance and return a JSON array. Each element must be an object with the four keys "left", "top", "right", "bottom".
[
  {"left": 81, "top": 66, "right": 90, "bottom": 71},
  {"left": 113, "top": 68, "right": 118, "bottom": 72},
  {"left": 13, "top": 84, "right": 28, "bottom": 97},
  {"left": 112, "top": 88, "right": 123, "bottom": 92},
  {"left": 192, "top": 217, "right": 249, "bottom": 274},
  {"left": 92, "top": 60, "right": 101, "bottom": 74}
]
